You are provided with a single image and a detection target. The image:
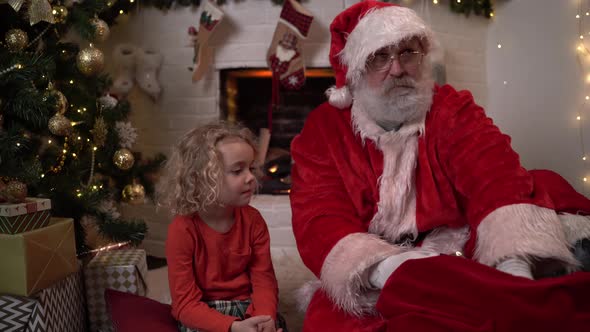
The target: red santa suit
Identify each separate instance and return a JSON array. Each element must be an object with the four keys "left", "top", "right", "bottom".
[{"left": 289, "top": 1, "right": 590, "bottom": 331}]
